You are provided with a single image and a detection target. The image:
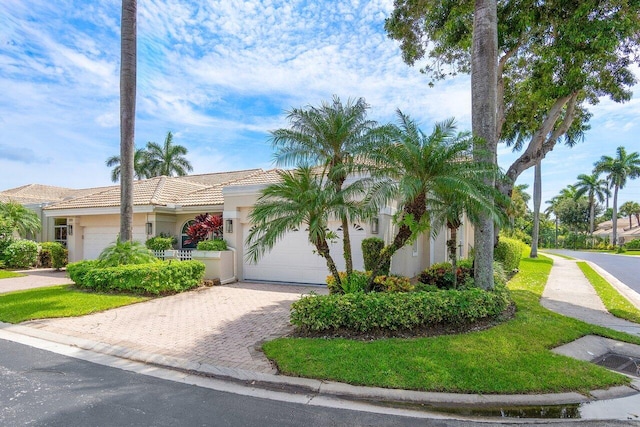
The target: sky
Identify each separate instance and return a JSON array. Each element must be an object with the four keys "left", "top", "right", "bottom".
[{"left": 1, "top": 0, "right": 639, "bottom": 211}]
